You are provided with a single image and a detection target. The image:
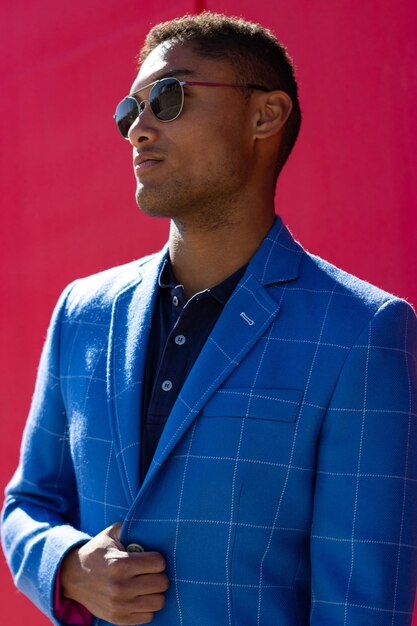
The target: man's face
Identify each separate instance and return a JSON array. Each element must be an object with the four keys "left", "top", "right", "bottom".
[{"left": 127, "top": 41, "right": 256, "bottom": 228}]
